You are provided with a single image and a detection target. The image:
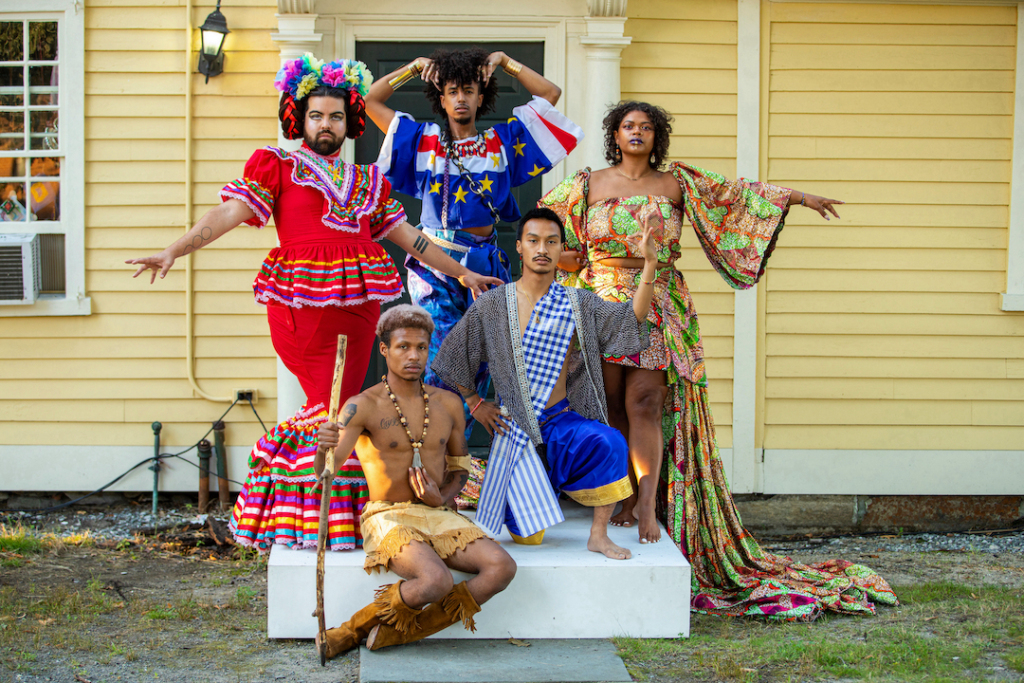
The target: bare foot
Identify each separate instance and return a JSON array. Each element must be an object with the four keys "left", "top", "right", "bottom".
[
  {"left": 637, "top": 506, "right": 662, "bottom": 544},
  {"left": 588, "top": 533, "right": 632, "bottom": 560},
  {"left": 609, "top": 505, "right": 637, "bottom": 527}
]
